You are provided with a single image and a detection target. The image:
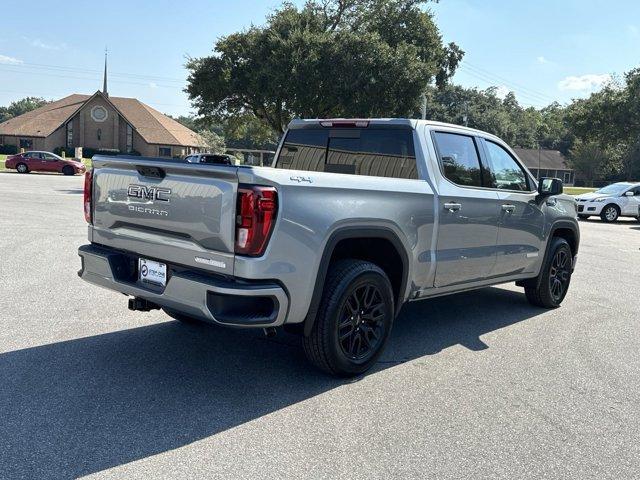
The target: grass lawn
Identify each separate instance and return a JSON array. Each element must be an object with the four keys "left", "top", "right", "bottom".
[{"left": 564, "top": 186, "right": 597, "bottom": 195}]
